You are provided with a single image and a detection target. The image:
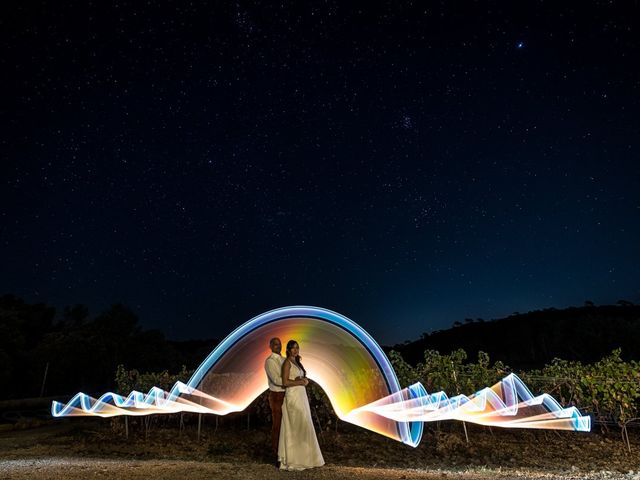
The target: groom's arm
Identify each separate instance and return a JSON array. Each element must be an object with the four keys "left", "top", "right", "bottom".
[{"left": 265, "top": 357, "right": 283, "bottom": 388}]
